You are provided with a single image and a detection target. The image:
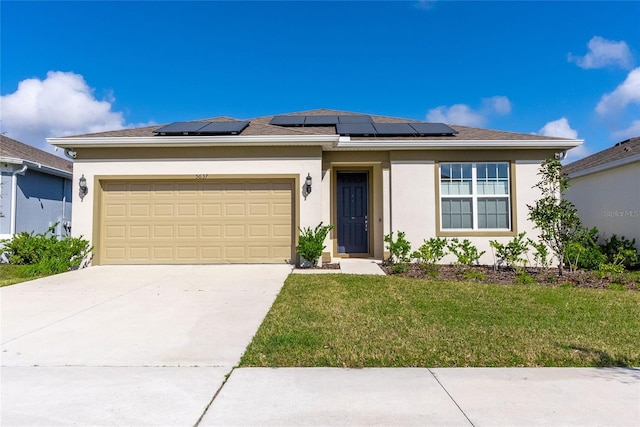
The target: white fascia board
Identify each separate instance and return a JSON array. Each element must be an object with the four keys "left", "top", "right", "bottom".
[
  {"left": 47, "top": 135, "right": 339, "bottom": 149},
  {"left": 0, "top": 157, "right": 72, "bottom": 179},
  {"left": 335, "top": 137, "right": 583, "bottom": 150},
  {"left": 568, "top": 153, "right": 640, "bottom": 179}
]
